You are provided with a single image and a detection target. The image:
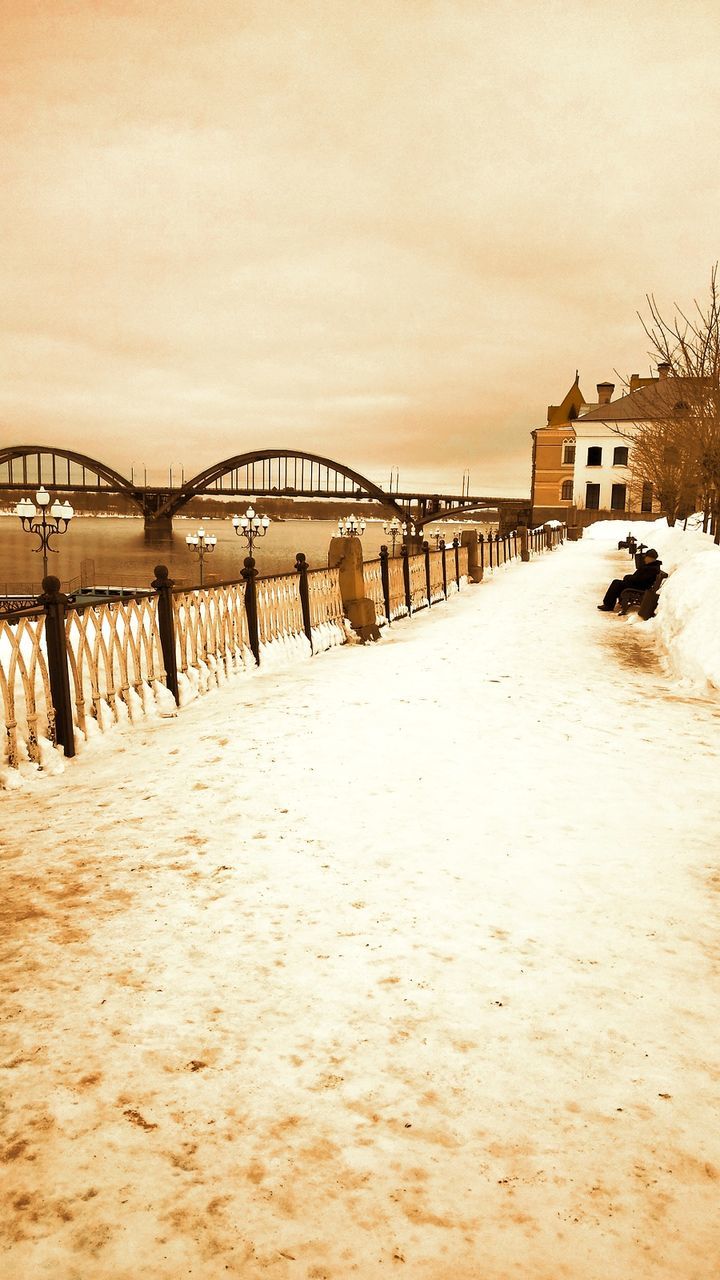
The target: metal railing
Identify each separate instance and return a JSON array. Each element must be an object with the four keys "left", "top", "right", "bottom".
[{"left": 0, "top": 526, "right": 565, "bottom": 776}]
